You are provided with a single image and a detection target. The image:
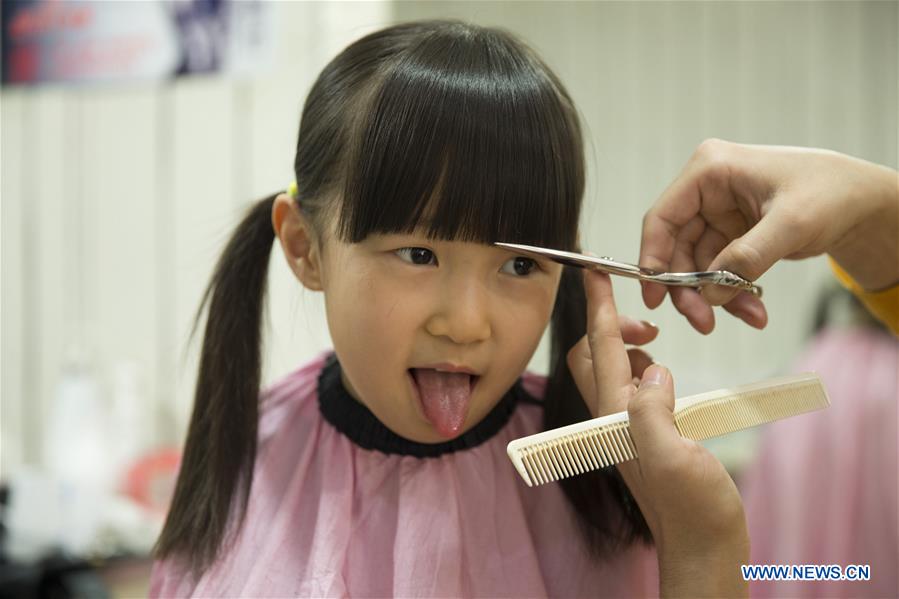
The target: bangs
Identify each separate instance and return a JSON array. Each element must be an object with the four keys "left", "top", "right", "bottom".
[{"left": 336, "top": 23, "right": 584, "bottom": 251}]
